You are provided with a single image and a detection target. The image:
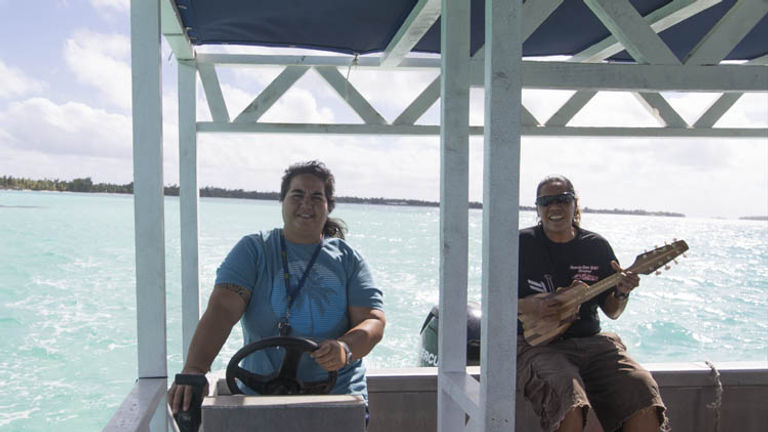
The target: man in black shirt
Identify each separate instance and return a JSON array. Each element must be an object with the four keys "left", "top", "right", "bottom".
[{"left": 517, "top": 175, "right": 667, "bottom": 432}]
